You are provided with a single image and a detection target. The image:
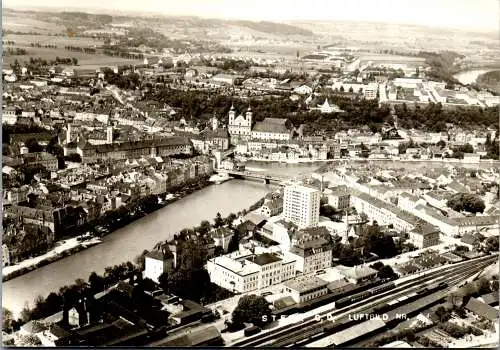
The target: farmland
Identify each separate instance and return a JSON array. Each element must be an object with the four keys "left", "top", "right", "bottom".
[
  {"left": 2, "top": 13, "right": 64, "bottom": 35},
  {"left": 2, "top": 34, "right": 144, "bottom": 70}
]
